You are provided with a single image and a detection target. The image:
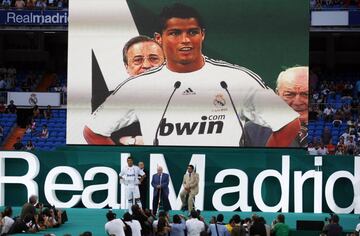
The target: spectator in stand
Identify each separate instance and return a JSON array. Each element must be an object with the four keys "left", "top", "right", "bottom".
[
  {"left": 186, "top": 210, "right": 205, "bottom": 236},
  {"left": 35, "top": 0, "right": 46, "bottom": 9},
  {"left": 26, "top": 0, "right": 35, "bottom": 9},
  {"left": 0, "top": 206, "right": 15, "bottom": 235},
  {"left": 104, "top": 210, "right": 125, "bottom": 236},
  {"left": 0, "top": 125, "right": 3, "bottom": 142},
  {"left": 0, "top": 77, "right": 7, "bottom": 91},
  {"left": 43, "top": 105, "right": 52, "bottom": 120},
  {"left": 322, "top": 127, "right": 332, "bottom": 145},
  {"left": 13, "top": 137, "right": 24, "bottom": 150},
  {"left": 6, "top": 100, "right": 17, "bottom": 114},
  {"left": 342, "top": 104, "right": 352, "bottom": 120},
  {"left": 335, "top": 143, "right": 346, "bottom": 155},
  {"left": 308, "top": 142, "right": 318, "bottom": 155},
  {"left": 332, "top": 111, "right": 343, "bottom": 128},
  {"left": 15, "top": 0, "right": 26, "bottom": 9},
  {"left": 322, "top": 214, "right": 343, "bottom": 236},
  {"left": 326, "top": 139, "right": 336, "bottom": 155},
  {"left": 169, "top": 214, "right": 186, "bottom": 236},
  {"left": 345, "top": 136, "right": 357, "bottom": 155},
  {"left": 355, "top": 80, "right": 360, "bottom": 98},
  {"left": 1, "top": 0, "right": 12, "bottom": 8},
  {"left": 39, "top": 124, "right": 49, "bottom": 138},
  {"left": 57, "top": 0, "right": 64, "bottom": 8},
  {"left": 208, "top": 214, "right": 230, "bottom": 236},
  {"left": 317, "top": 143, "right": 329, "bottom": 155},
  {"left": 323, "top": 104, "right": 335, "bottom": 122},
  {"left": 48, "top": 0, "right": 54, "bottom": 7},
  {"left": 271, "top": 214, "right": 289, "bottom": 236},
  {"left": 0, "top": 102, "right": 5, "bottom": 113},
  {"left": 123, "top": 212, "right": 142, "bottom": 236},
  {"left": 32, "top": 105, "right": 40, "bottom": 118},
  {"left": 25, "top": 140, "right": 35, "bottom": 151}
]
